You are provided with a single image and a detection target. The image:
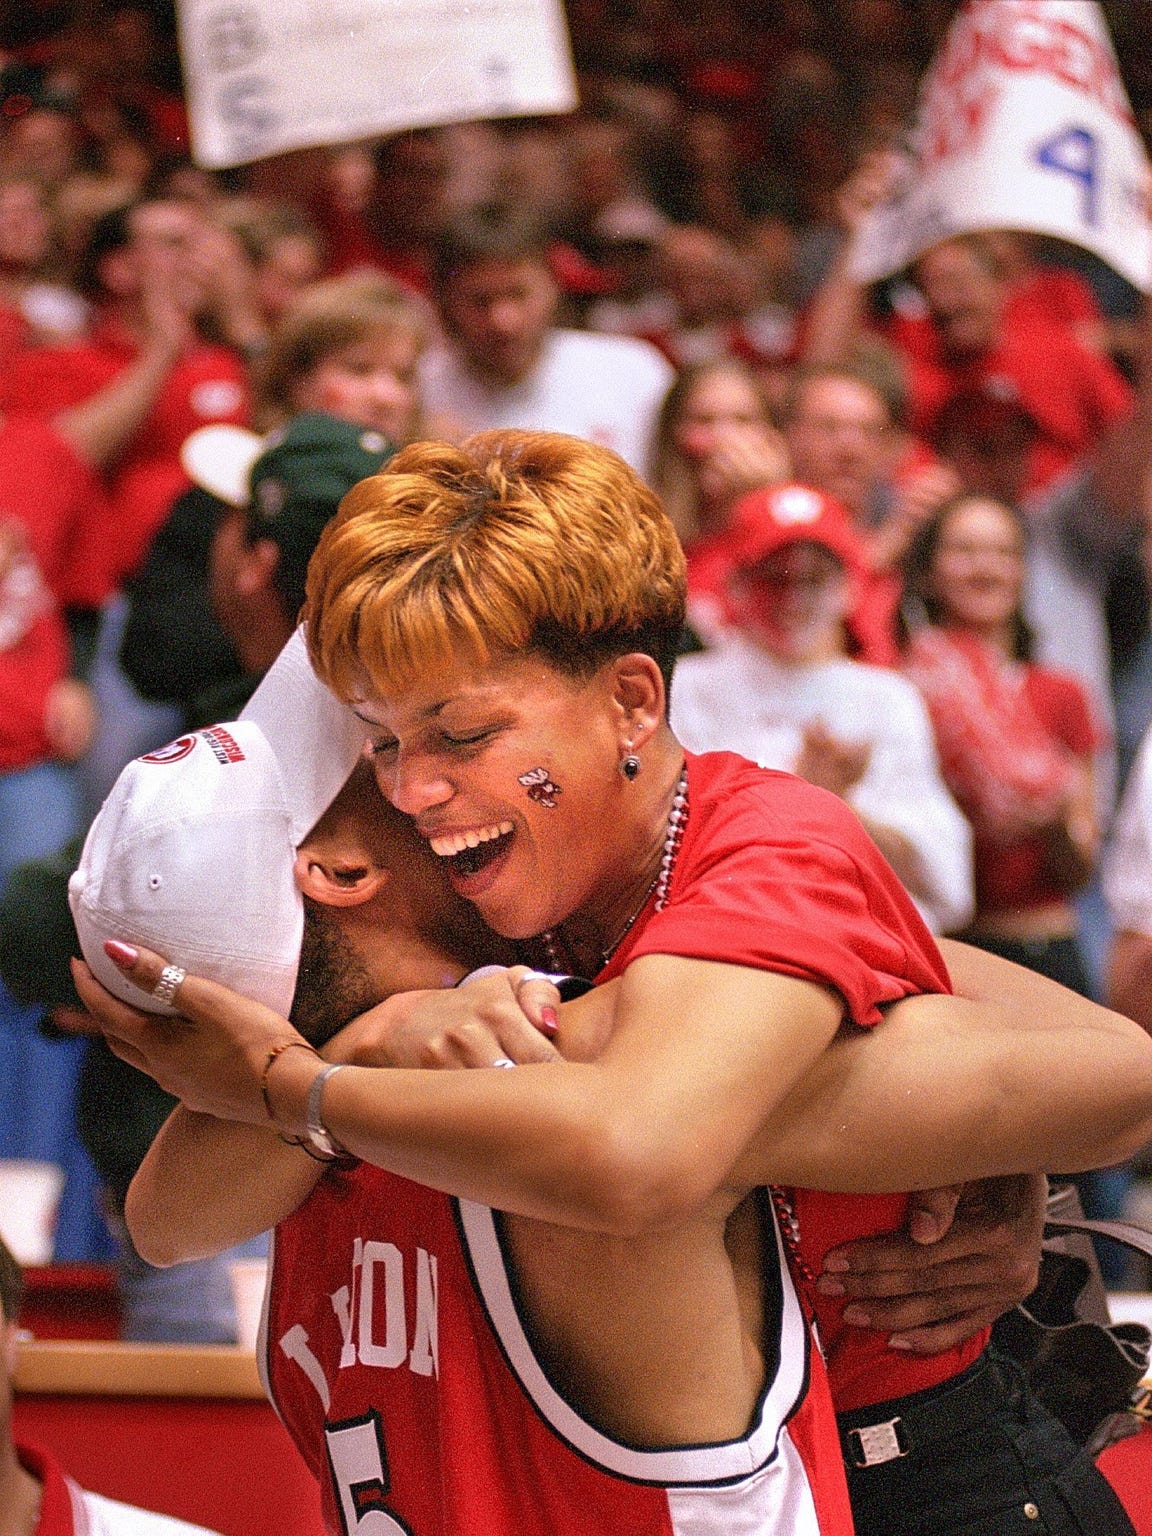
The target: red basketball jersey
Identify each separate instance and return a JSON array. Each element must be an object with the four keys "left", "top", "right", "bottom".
[{"left": 262, "top": 1162, "right": 853, "bottom": 1535}]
